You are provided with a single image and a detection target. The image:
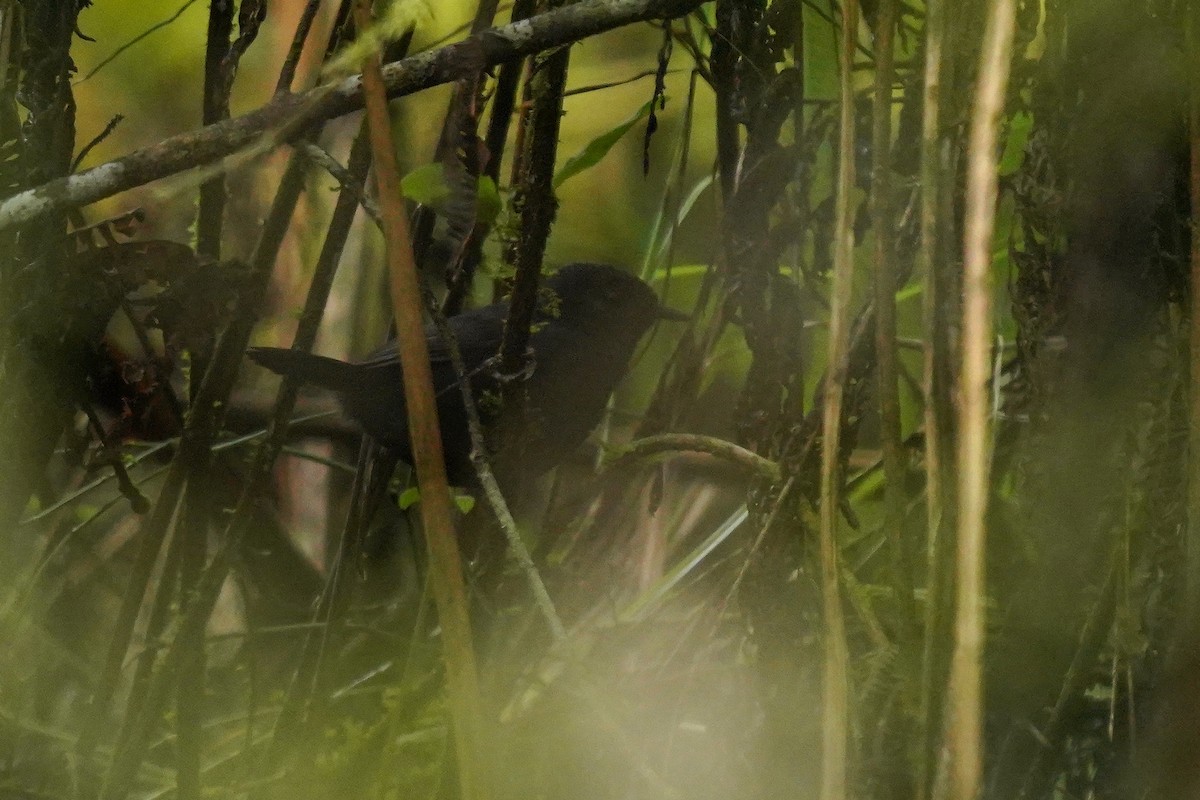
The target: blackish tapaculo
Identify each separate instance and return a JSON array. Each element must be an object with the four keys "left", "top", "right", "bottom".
[{"left": 247, "top": 262, "right": 686, "bottom": 485}]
